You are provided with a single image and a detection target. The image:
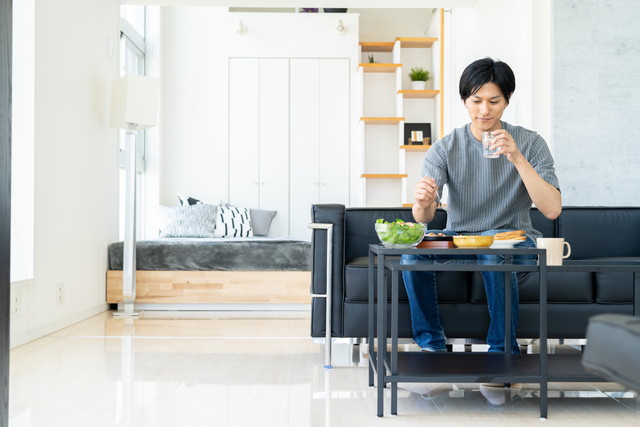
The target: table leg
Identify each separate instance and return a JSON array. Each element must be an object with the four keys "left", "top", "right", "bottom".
[
  {"left": 376, "top": 253, "right": 386, "bottom": 417},
  {"left": 634, "top": 272, "right": 639, "bottom": 317},
  {"left": 539, "top": 255, "right": 548, "bottom": 418},
  {"left": 391, "top": 269, "right": 399, "bottom": 415},
  {"left": 368, "top": 250, "right": 375, "bottom": 387},
  {"left": 504, "top": 270, "right": 511, "bottom": 354}
]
